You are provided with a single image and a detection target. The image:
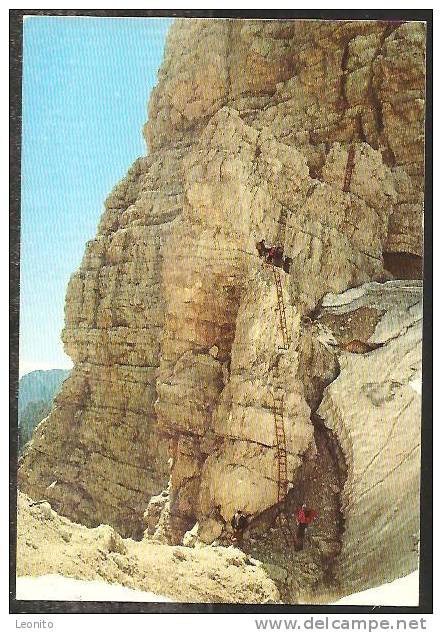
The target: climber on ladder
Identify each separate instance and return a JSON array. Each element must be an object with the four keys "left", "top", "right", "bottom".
[
  {"left": 283, "top": 255, "right": 292, "bottom": 274},
  {"left": 256, "top": 240, "right": 278, "bottom": 266},
  {"left": 294, "top": 503, "right": 318, "bottom": 551},
  {"left": 256, "top": 239, "right": 270, "bottom": 259},
  {"left": 256, "top": 240, "right": 292, "bottom": 273},
  {"left": 267, "top": 245, "right": 277, "bottom": 265}
]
